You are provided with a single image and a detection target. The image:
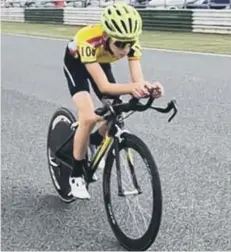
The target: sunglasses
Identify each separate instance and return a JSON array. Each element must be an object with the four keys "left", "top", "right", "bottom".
[{"left": 113, "top": 40, "right": 136, "bottom": 49}]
